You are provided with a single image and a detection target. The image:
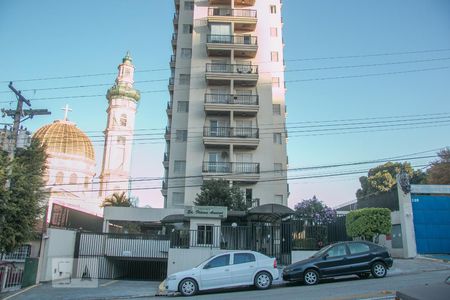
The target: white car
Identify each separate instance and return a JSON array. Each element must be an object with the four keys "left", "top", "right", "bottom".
[{"left": 164, "top": 251, "right": 279, "bottom": 296}]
